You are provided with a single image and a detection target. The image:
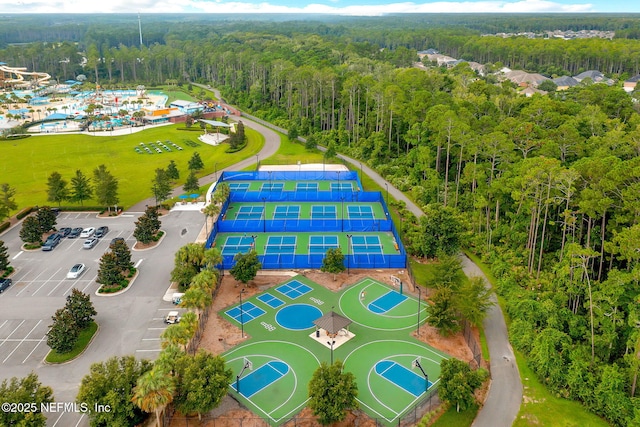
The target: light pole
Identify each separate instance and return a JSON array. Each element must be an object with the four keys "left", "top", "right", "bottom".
[
  {"left": 327, "top": 340, "right": 336, "bottom": 365},
  {"left": 346, "top": 234, "right": 352, "bottom": 275},
  {"left": 385, "top": 182, "right": 389, "bottom": 205},
  {"left": 251, "top": 235, "right": 257, "bottom": 251},
  {"left": 268, "top": 171, "right": 272, "bottom": 191},
  {"left": 214, "top": 162, "right": 218, "bottom": 181},
  {"left": 341, "top": 197, "right": 345, "bottom": 232},
  {"left": 239, "top": 288, "right": 247, "bottom": 338},
  {"left": 417, "top": 285, "right": 422, "bottom": 335},
  {"left": 262, "top": 197, "right": 267, "bottom": 233}
]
